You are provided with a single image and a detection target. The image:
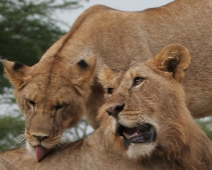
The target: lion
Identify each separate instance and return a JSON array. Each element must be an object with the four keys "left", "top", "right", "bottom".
[
  {"left": 2, "top": 0, "right": 212, "bottom": 160},
  {"left": 1, "top": 44, "right": 212, "bottom": 170},
  {"left": 98, "top": 44, "right": 212, "bottom": 169}
]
